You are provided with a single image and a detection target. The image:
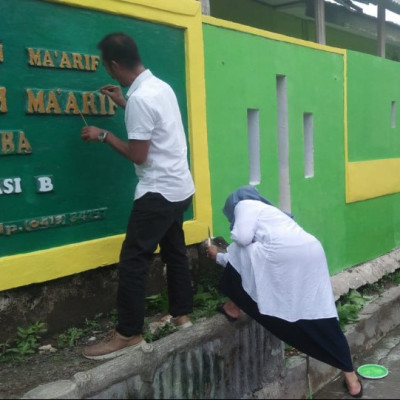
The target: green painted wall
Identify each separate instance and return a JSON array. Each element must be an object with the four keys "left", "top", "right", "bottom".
[
  {"left": 203, "top": 23, "right": 400, "bottom": 274},
  {"left": 343, "top": 50, "right": 400, "bottom": 267},
  {"left": 347, "top": 51, "right": 400, "bottom": 161},
  {"left": 0, "top": 0, "right": 192, "bottom": 258}
]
